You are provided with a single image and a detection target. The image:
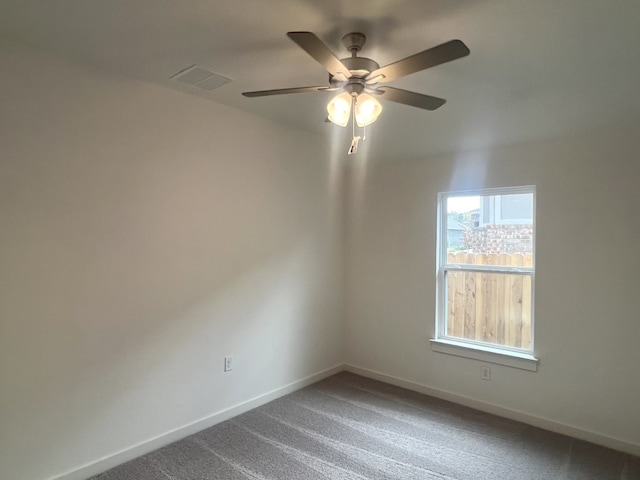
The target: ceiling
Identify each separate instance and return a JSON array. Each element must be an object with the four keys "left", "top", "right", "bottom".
[{"left": 2, "top": 0, "right": 640, "bottom": 160}]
